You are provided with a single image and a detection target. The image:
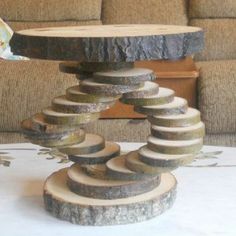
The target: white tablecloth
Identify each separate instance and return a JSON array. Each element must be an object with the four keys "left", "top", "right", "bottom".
[{"left": 0, "top": 143, "right": 236, "bottom": 236}]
